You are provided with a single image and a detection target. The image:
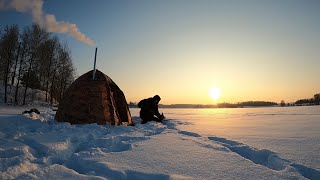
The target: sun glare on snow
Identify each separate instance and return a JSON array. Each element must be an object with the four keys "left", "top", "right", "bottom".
[{"left": 209, "top": 87, "right": 221, "bottom": 101}]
